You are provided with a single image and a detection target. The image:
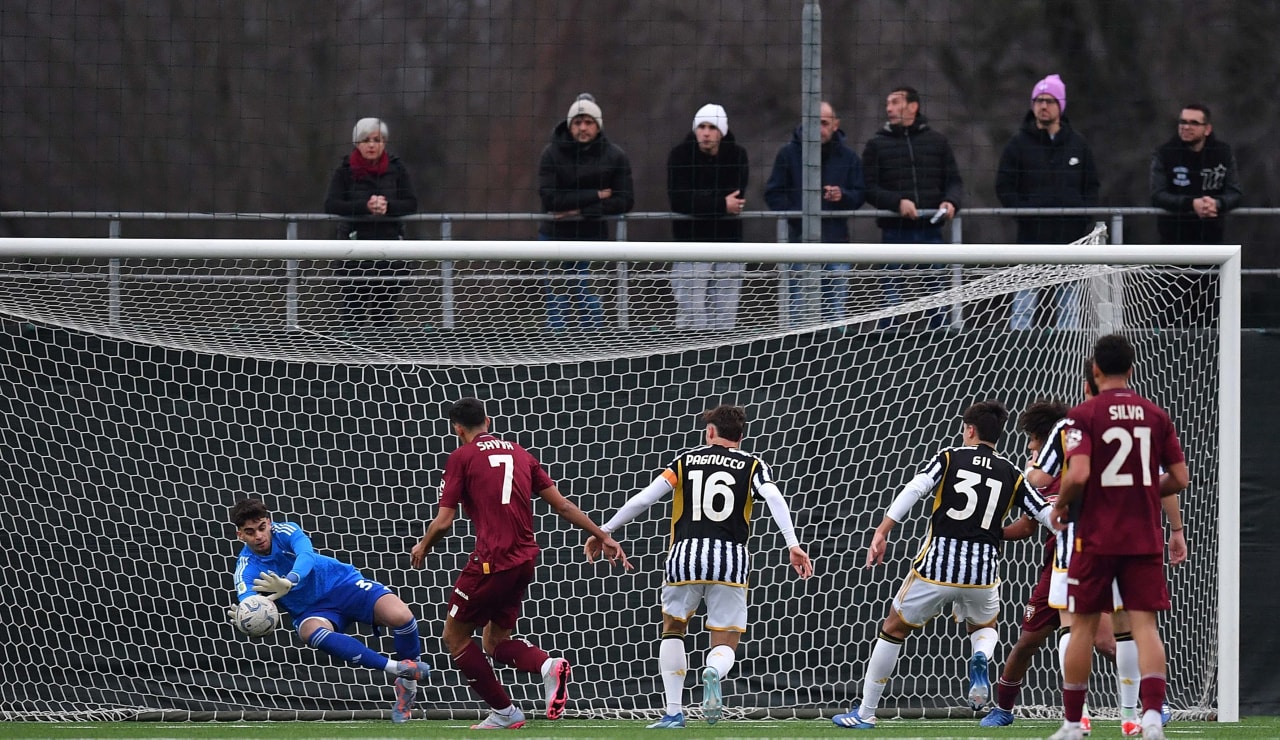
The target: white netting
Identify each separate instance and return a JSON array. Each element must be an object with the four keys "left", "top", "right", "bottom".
[{"left": 0, "top": 234, "right": 1225, "bottom": 721}]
